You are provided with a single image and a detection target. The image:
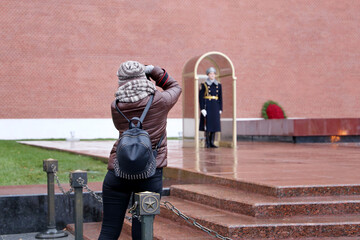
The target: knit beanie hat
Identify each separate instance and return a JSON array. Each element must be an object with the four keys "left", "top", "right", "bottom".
[{"left": 117, "top": 60, "right": 146, "bottom": 81}]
